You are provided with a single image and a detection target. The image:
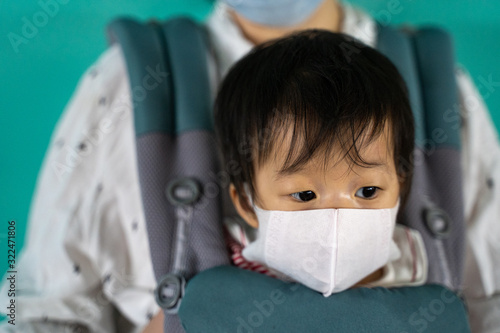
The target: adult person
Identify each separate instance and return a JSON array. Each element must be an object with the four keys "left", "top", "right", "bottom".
[{"left": 1, "top": 1, "right": 498, "bottom": 332}]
